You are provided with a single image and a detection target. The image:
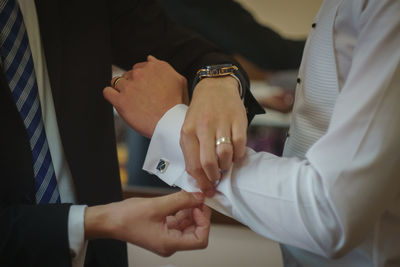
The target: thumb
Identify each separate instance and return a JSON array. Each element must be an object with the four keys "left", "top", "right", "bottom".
[
  {"left": 103, "top": 86, "right": 121, "bottom": 108},
  {"left": 157, "top": 190, "right": 204, "bottom": 216}
]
